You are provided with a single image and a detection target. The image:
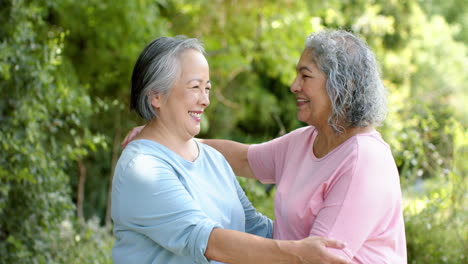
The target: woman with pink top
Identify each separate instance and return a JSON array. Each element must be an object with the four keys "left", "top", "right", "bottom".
[
  {"left": 123, "top": 30, "right": 407, "bottom": 263},
  {"left": 202, "top": 30, "right": 406, "bottom": 263}
]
